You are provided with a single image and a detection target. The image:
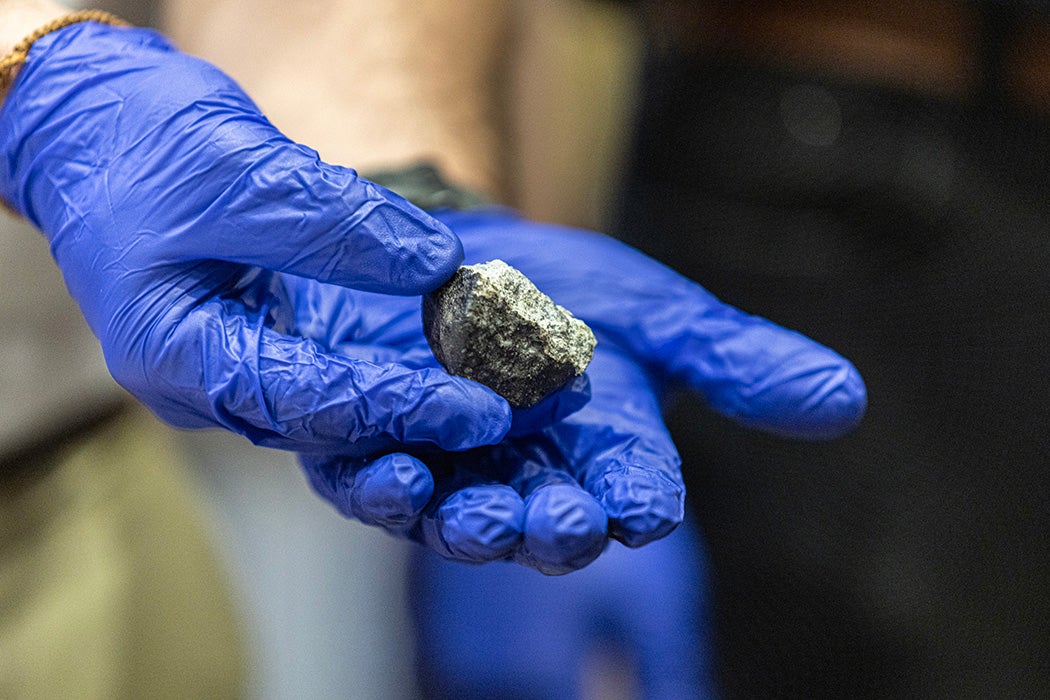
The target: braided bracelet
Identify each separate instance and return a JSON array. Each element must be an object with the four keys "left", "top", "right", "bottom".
[{"left": 0, "top": 10, "right": 129, "bottom": 92}]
